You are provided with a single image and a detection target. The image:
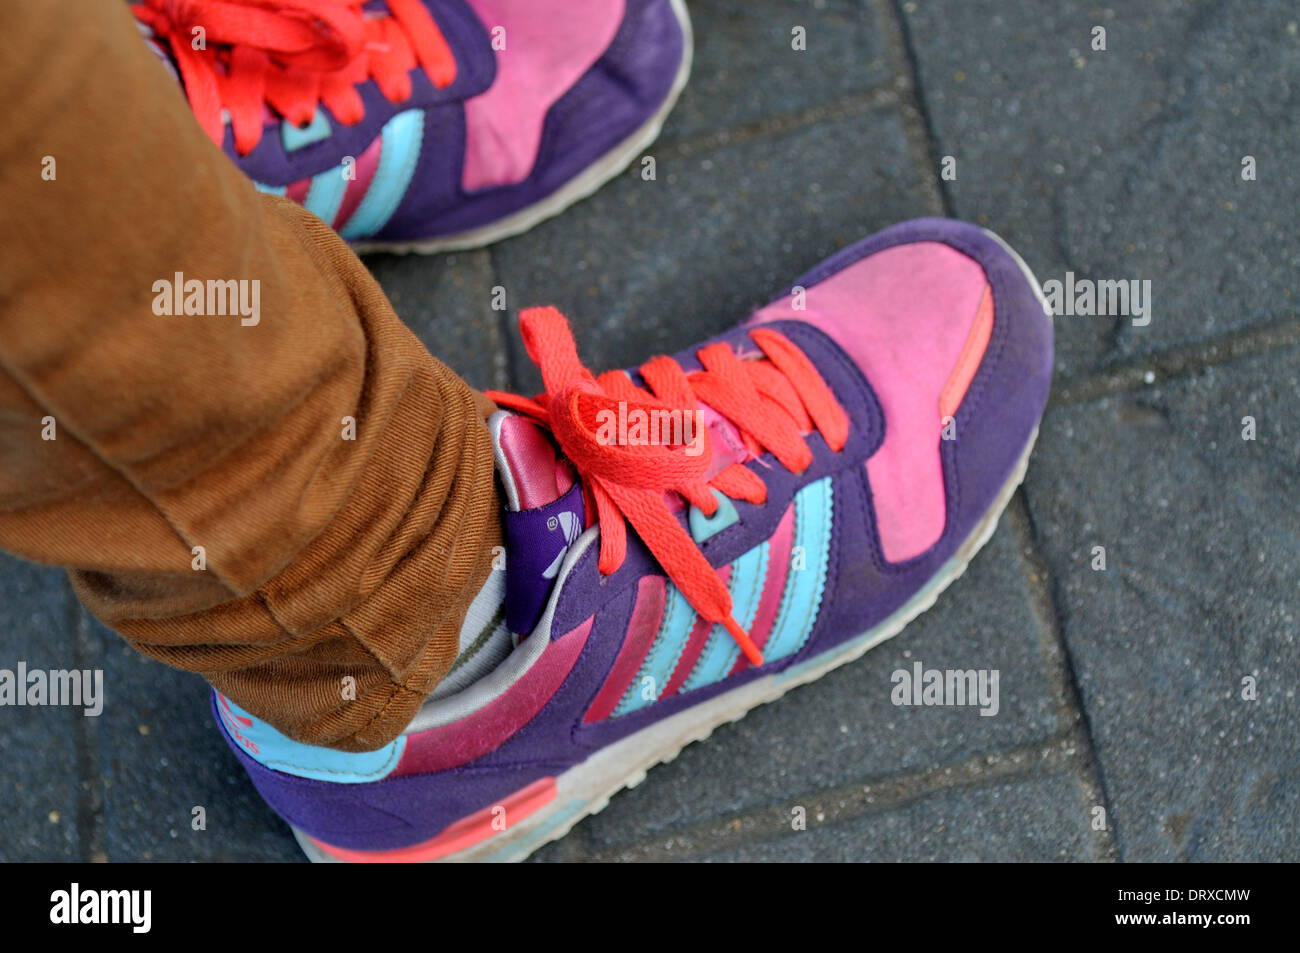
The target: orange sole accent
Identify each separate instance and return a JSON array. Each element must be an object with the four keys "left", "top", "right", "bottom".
[
  {"left": 307, "top": 776, "right": 558, "bottom": 863},
  {"left": 939, "top": 284, "right": 995, "bottom": 420}
]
